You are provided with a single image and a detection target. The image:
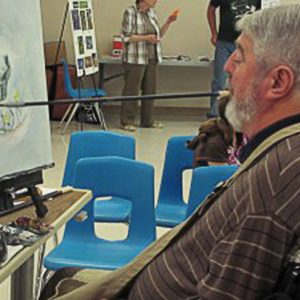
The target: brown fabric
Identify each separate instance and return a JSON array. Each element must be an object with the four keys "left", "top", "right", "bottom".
[{"left": 129, "top": 134, "right": 300, "bottom": 299}]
